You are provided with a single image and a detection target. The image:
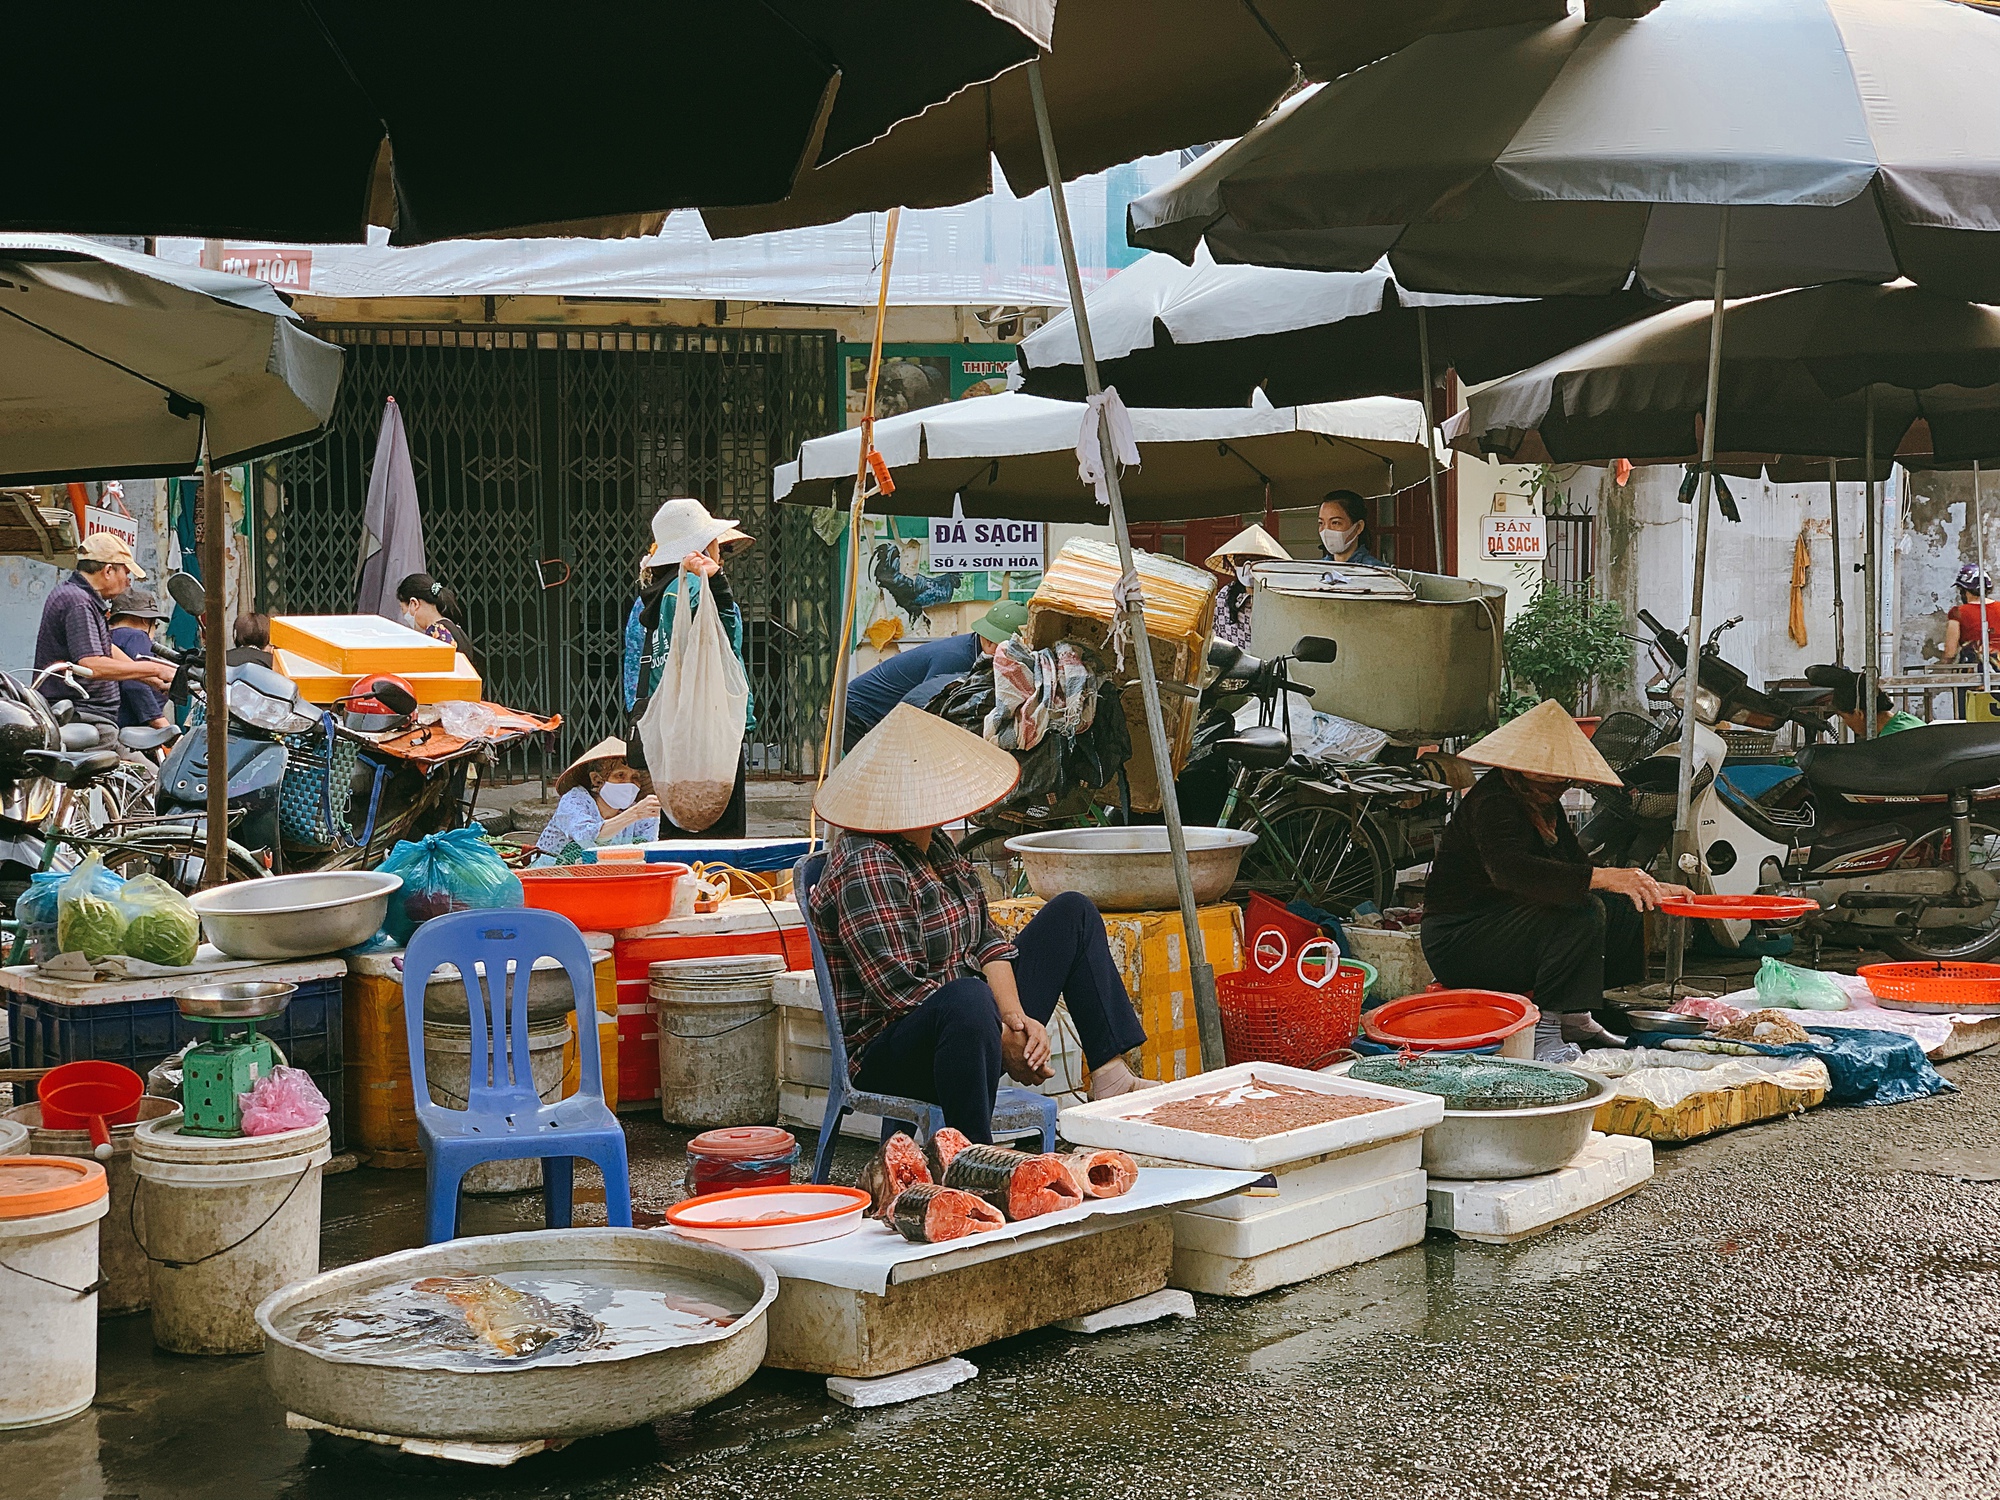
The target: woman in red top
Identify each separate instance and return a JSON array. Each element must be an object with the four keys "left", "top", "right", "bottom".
[{"left": 1943, "top": 565, "right": 2000, "bottom": 670}]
